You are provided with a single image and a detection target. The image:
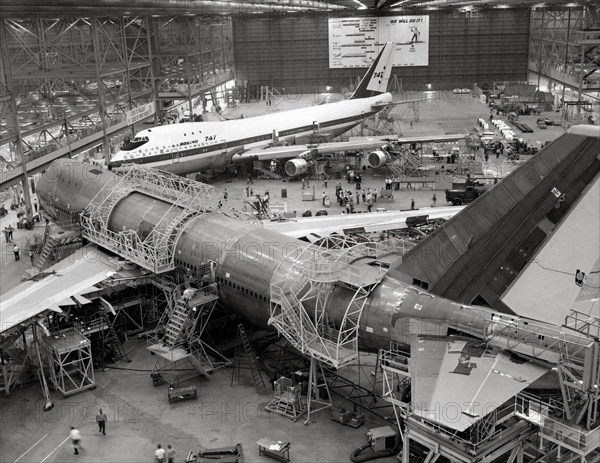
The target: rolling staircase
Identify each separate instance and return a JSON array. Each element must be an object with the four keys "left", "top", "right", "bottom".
[
  {"left": 148, "top": 285, "right": 230, "bottom": 386},
  {"left": 253, "top": 160, "right": 282, "bottom": 180},
  {"left": 163, "top": 298, "right": 191, "bottom": 347}
]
